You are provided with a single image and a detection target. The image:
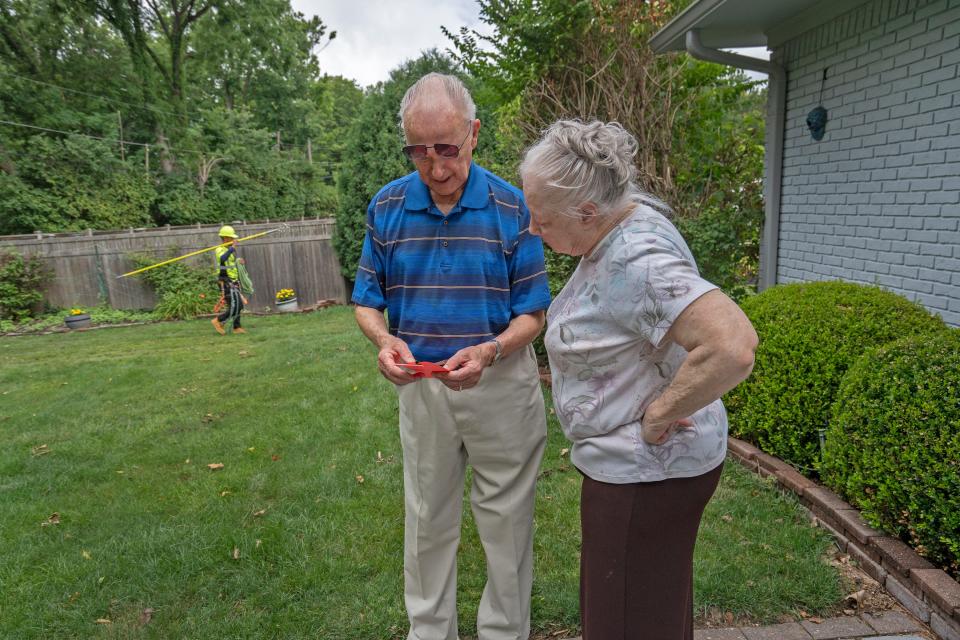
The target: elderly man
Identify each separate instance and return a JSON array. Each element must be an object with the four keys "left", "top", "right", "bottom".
[{"left": 351, "top": 73, "right": 551, "bottom": 640}]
